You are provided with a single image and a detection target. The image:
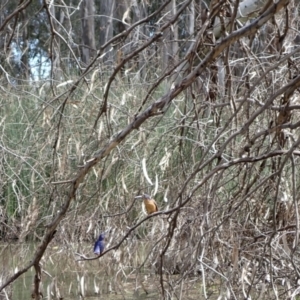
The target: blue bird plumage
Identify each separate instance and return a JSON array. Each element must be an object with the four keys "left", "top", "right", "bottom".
[{"left": 94, "top": 233, "right": 105, "bottom": 255}]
